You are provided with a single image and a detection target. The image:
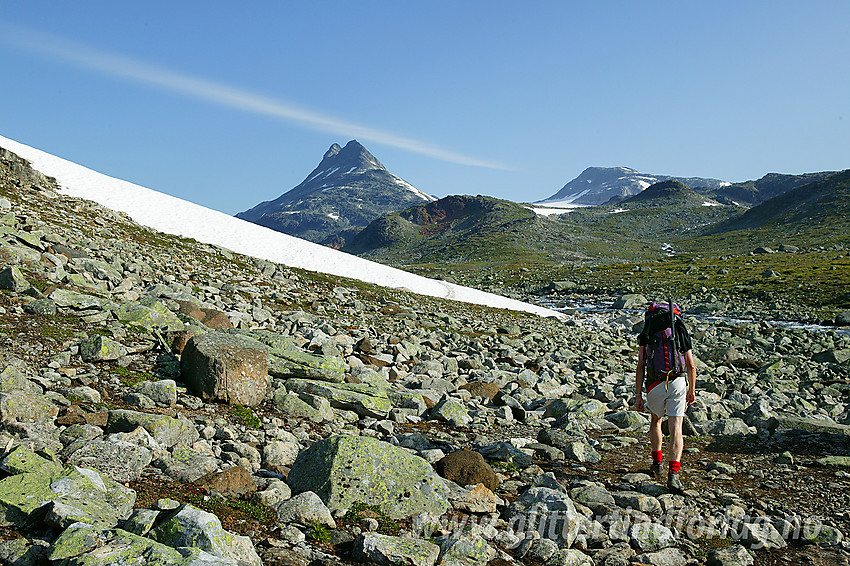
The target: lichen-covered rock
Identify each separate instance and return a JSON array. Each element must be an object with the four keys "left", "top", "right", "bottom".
[
  {"left": 135, "top": 379, "right": 179, "bottom": 407},
  {"left": 48, "top": 522, "right": 238, "bottom": 565},
  {"left": 180, "top": 332, "right": 269, "bottom": 407},
  {"left": 0, "top": 455, "right": 135, "bottom": 529},
  {"left": 106, "top": 409, "right": 198, "bottom": 449},
  {"left": 272, "top": 391, "right": 326, "bottom": 421},
  {"left": 151, "top": 503, "right": 261, "bottom": 566},
  {"left": 740, "top": 520, "right": 786, "bottom": 550},
  {"left": 436, "top": 530, "right": 497, "bottom": 566},
  {"left": 629, "top": 522, "right": 675, "bottom": 552},
  {"left": 507, "top": 487, "right": 583, "bottom": 548},
  {"left": 0, "top": 390, "right": 59, "bottom": 423},
  {"left": 543, "top": 397, "right": 606, "bottom": 422},
  {"left": 429, "top": 398, "right": 471, "bottom": 426},
  {"left": 285, "top": 379, "right": 391, "bottom": 418},
  {"left": 79, "top": 335, "right": 128, "bottom": 363},
  {"left": 0, "top": 266, "right": 30, "bottom": 292},
  {"left": 268, "top": 349, "right": 346, "bottom": 383},
  {"left": 0, "top": 536, "right": 48, "bottom": 566},
  {"left": 353, "top": 532, "right": 440, "bottom": 566},
  {"left": 0, "top": 444, "right": 63, "bottom": 476},
  {"left": 115, "top": 301, "right": 185, "bottom": 332},
  {"left": 66, "top": 439, "right": 152, "bottom": 483},
  {"left": 706, "top": 545, "right": 753, "bottom": 566},
  {"left": 0, "top": 366, "right": 42, "bottom": 395},
  {"left": 154, "top": 447, "right": 219, "bottom": 483},
  {"left": 287, "top": 434, "right": 450, "bottom": 519},
  {"left": 477, "top": 441, "right": 533, "bottom": 469},
  {"left": 275, "top": 491, "right": 335, "bottom": 528}
]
